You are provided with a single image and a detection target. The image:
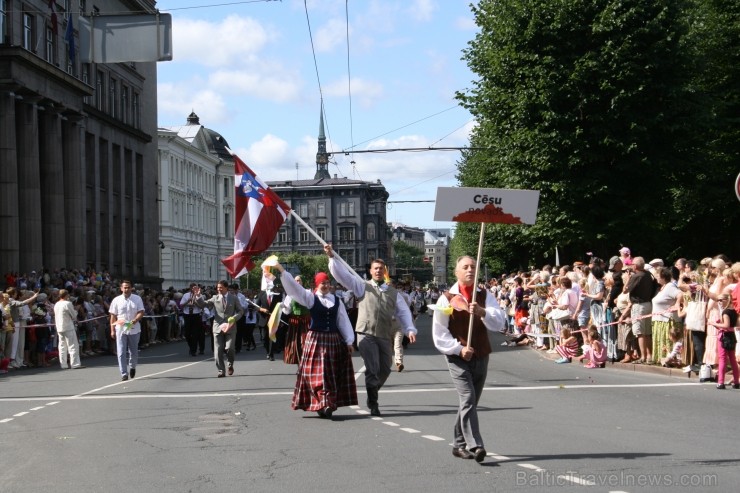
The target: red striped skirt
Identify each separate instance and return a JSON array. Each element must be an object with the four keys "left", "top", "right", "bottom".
[
  {"left": 291, "top": 330, "right": 358, "bottom": 412},
  {"left": 284, "top": 314, "right": 310, "bottom": 365}
]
